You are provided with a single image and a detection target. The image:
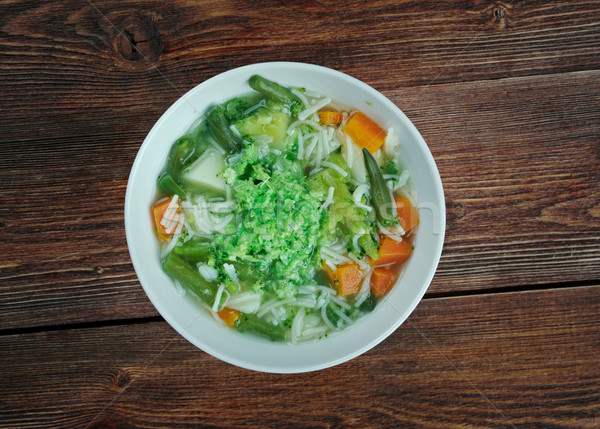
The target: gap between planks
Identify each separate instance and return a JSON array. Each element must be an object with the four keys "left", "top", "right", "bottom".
[{"left": 1, "top": 281, "right": 597, "bottom": 338}]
